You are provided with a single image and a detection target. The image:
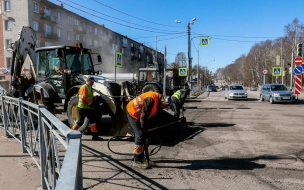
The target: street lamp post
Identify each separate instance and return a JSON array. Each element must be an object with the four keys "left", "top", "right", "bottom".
[{"left": 175, "top": 18, "right": 196, "bottom": 86}]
